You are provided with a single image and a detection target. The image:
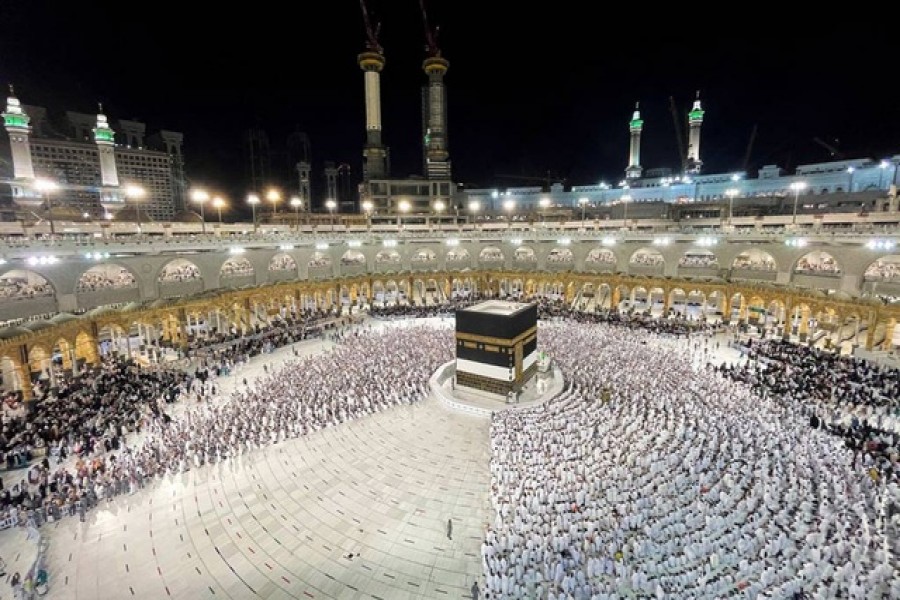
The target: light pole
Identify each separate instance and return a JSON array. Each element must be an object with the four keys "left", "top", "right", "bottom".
[
  {"left": 469, "top": 200, "right": 480, "bottom": 229},
  {"left": 325, "top": 199, "right": 337, "bottom": 231},
  {"left": 538, "top": 197, "right": 551, "bottom": 225},
  {"left": 362, "top": 200, "right": 374, "bottom": 231},
  {"left": 290, "top": 196, "right": 302, "bottom": 230},
  {"left": 433, "top": 199, "right": 445, "bottom": 230},
  {"left": 247, "top": 194, "right": 260, "bottom": 232},
  {"left": 397, "top": 199, "right": 410, "bottom": 229},
  {"left": 621, "top": 194, "right": 632, "bottom": 229},
  {"left": 724, "top": 188, "right": 738, "bottom": 225},
  {"left": 124, "top": 184, "right": 146, "bottom": 231},
  {"left": 790, "top": 181, "right": 807, "bottom": 226},
  {"left": 34, "top": 178, "right": 59, "bottom": 236},
  {"left": 503, "top": 198, "right": 516, "bottom": 229},
  {"left": 267, "top": 188, "right": 281, "bottom": 222},
  {"left": 213, "top": 196, "right": 226, "bottom": 224},
  {"left": 190, "top": 189, "right": 209, "bottom": 234},
  {"left": 578, "top": 197, "right": 588, "bottom": 224}
]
